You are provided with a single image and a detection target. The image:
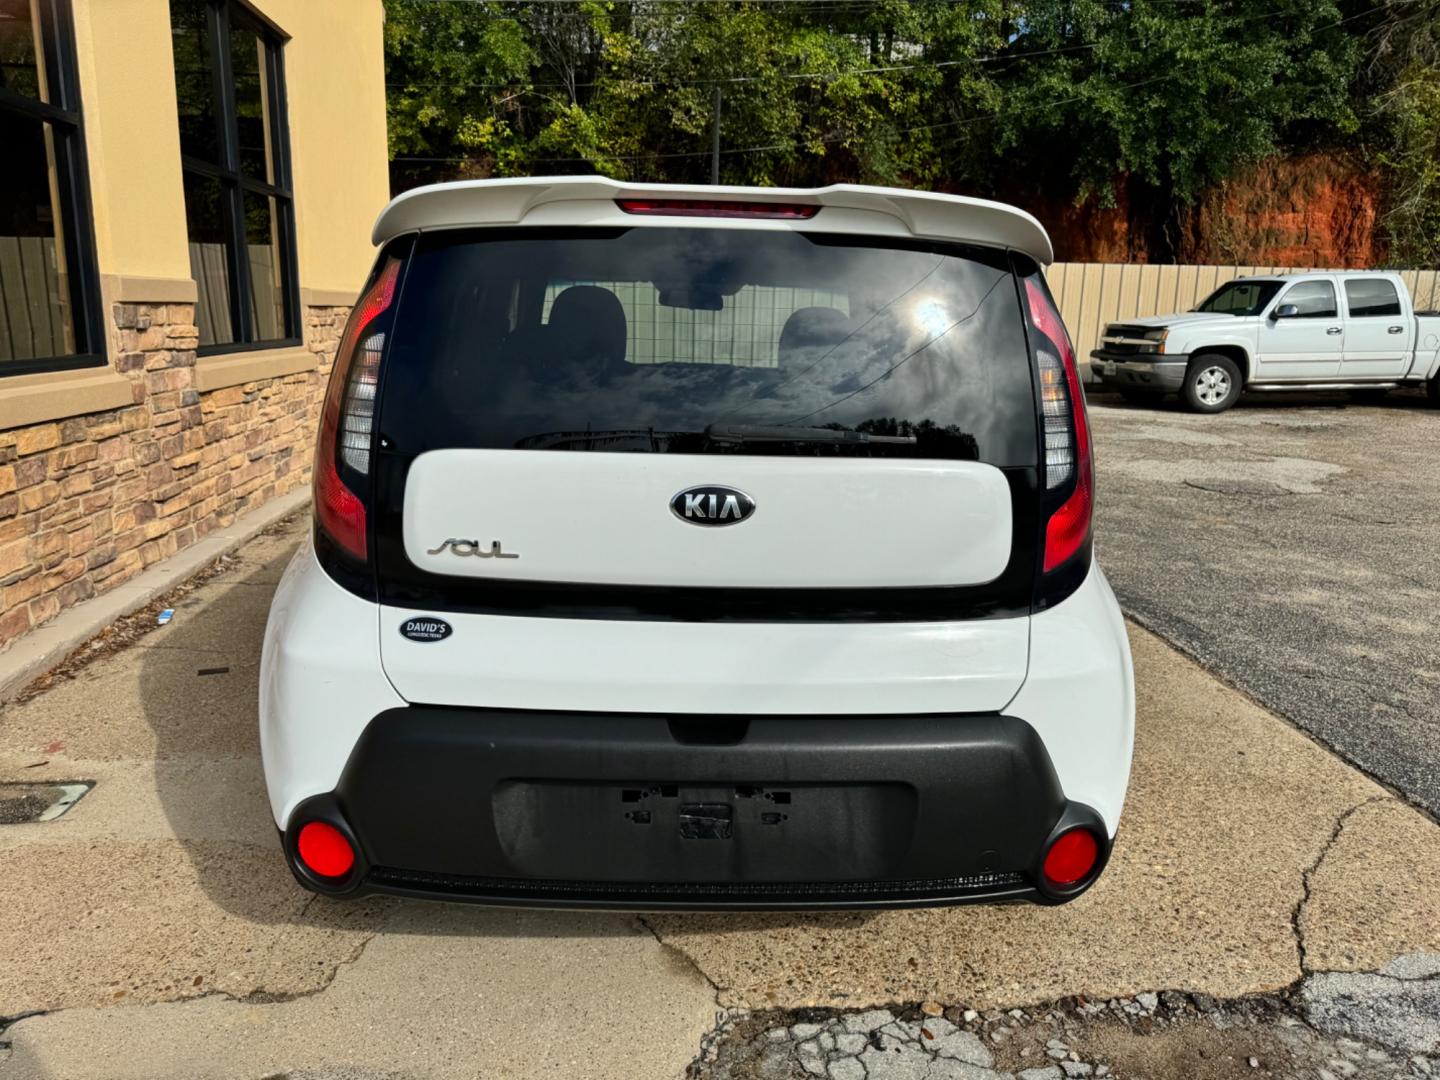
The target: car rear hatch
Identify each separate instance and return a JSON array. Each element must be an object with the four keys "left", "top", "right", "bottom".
[{"left": 355, "top": 210, "right": 1051, "bottom": 715}]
